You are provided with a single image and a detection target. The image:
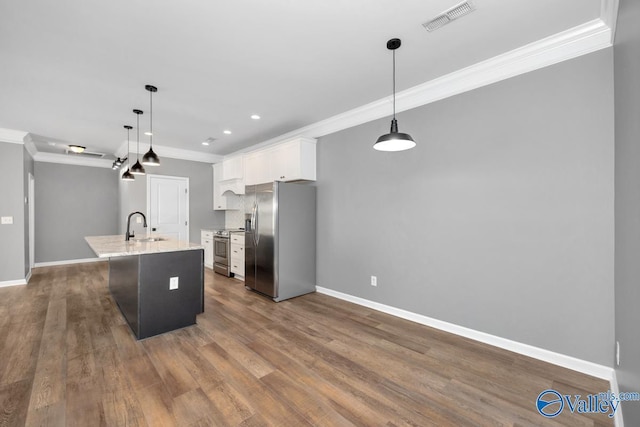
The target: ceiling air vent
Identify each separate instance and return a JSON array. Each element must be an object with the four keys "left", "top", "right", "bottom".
[{"left": 422, "top": 1, "right": 476, "bottom": 32}]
